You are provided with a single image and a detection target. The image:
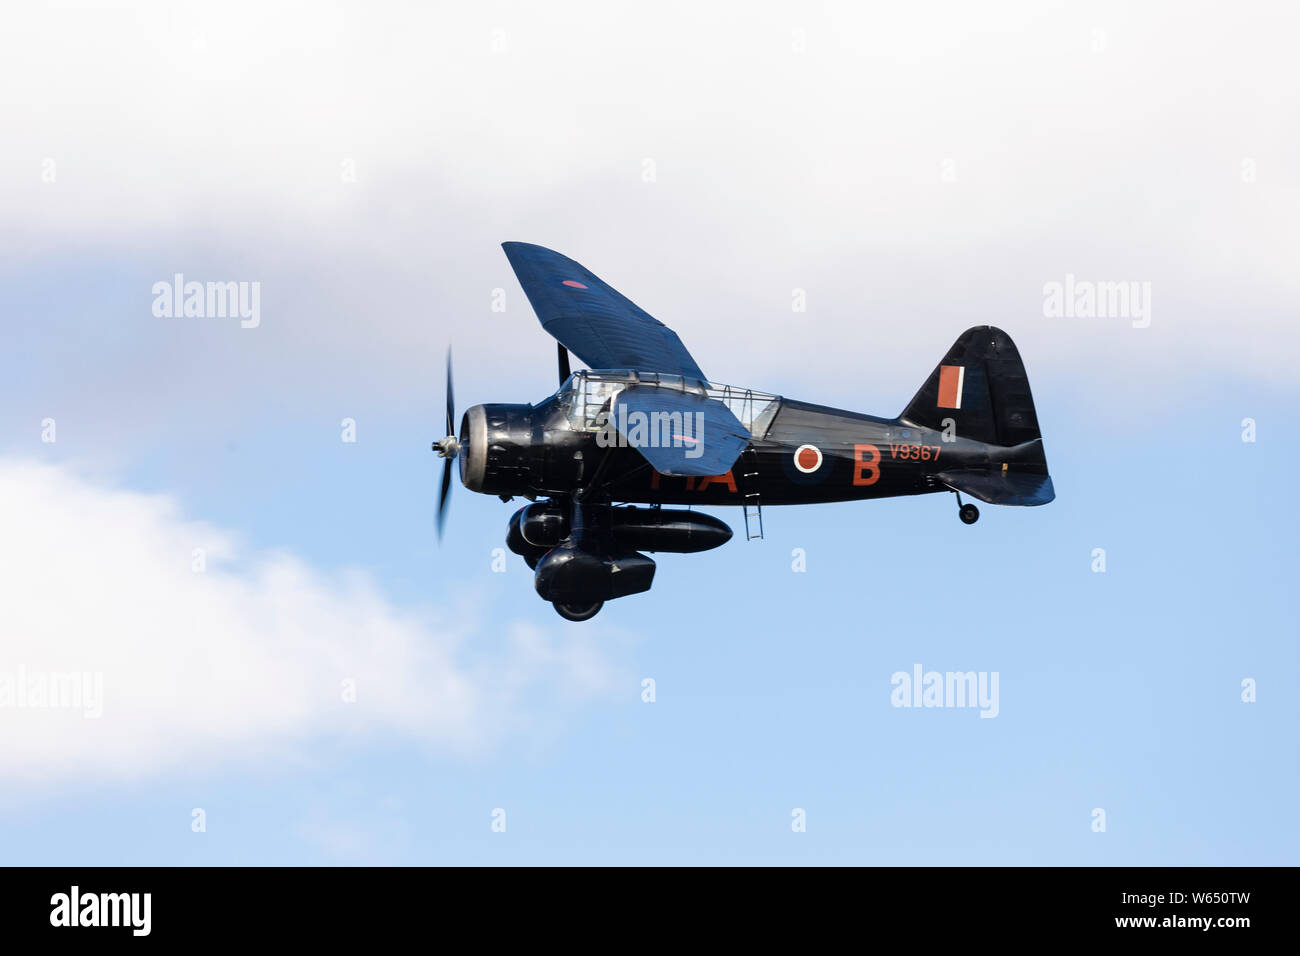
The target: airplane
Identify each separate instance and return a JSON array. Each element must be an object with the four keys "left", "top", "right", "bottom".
[{"left": 434, "top": 242, "right": 1055, "bottom": 621}]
